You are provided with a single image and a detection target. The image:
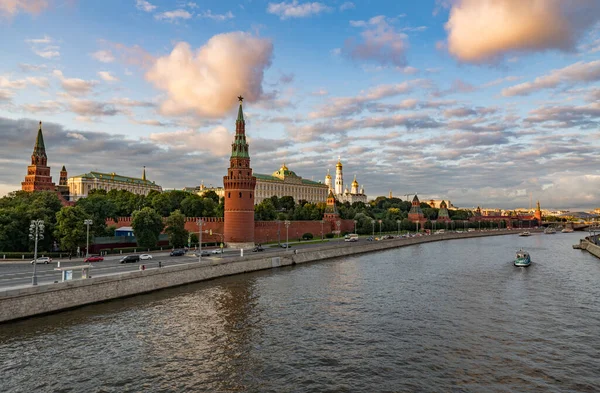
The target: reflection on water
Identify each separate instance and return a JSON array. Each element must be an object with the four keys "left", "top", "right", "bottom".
[{"left": 1, "top": 233, "right": 599, "bottom": 392}]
